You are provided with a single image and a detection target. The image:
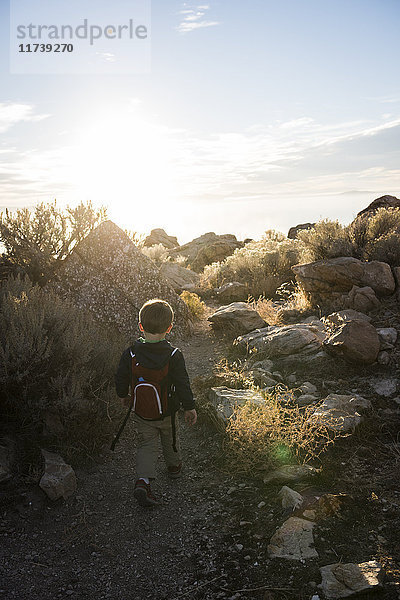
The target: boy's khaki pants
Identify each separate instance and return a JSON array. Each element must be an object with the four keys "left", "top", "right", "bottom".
[{"left": 133, "top": 413, "right": 182, "bottom": 479}]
